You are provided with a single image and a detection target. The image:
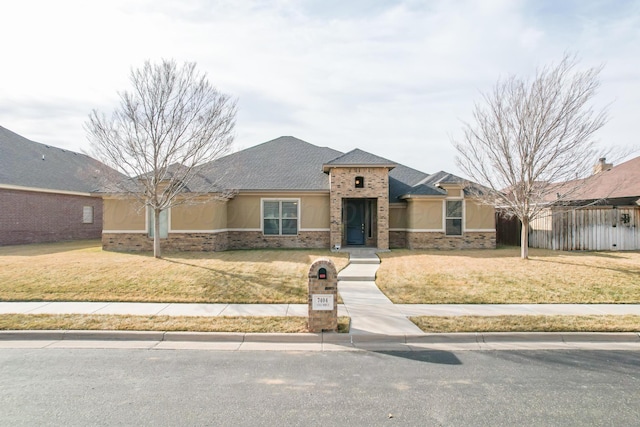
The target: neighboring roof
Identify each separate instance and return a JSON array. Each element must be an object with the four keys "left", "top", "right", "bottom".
[
  {"left": 0, "top": 125, "right": 121, "bottom": 194},
  {"left": 322, "top": 148, "right": 397, "bottom": 172},
  {"left": 541, "top": 156, "right": 640, "bottom": 205}
]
